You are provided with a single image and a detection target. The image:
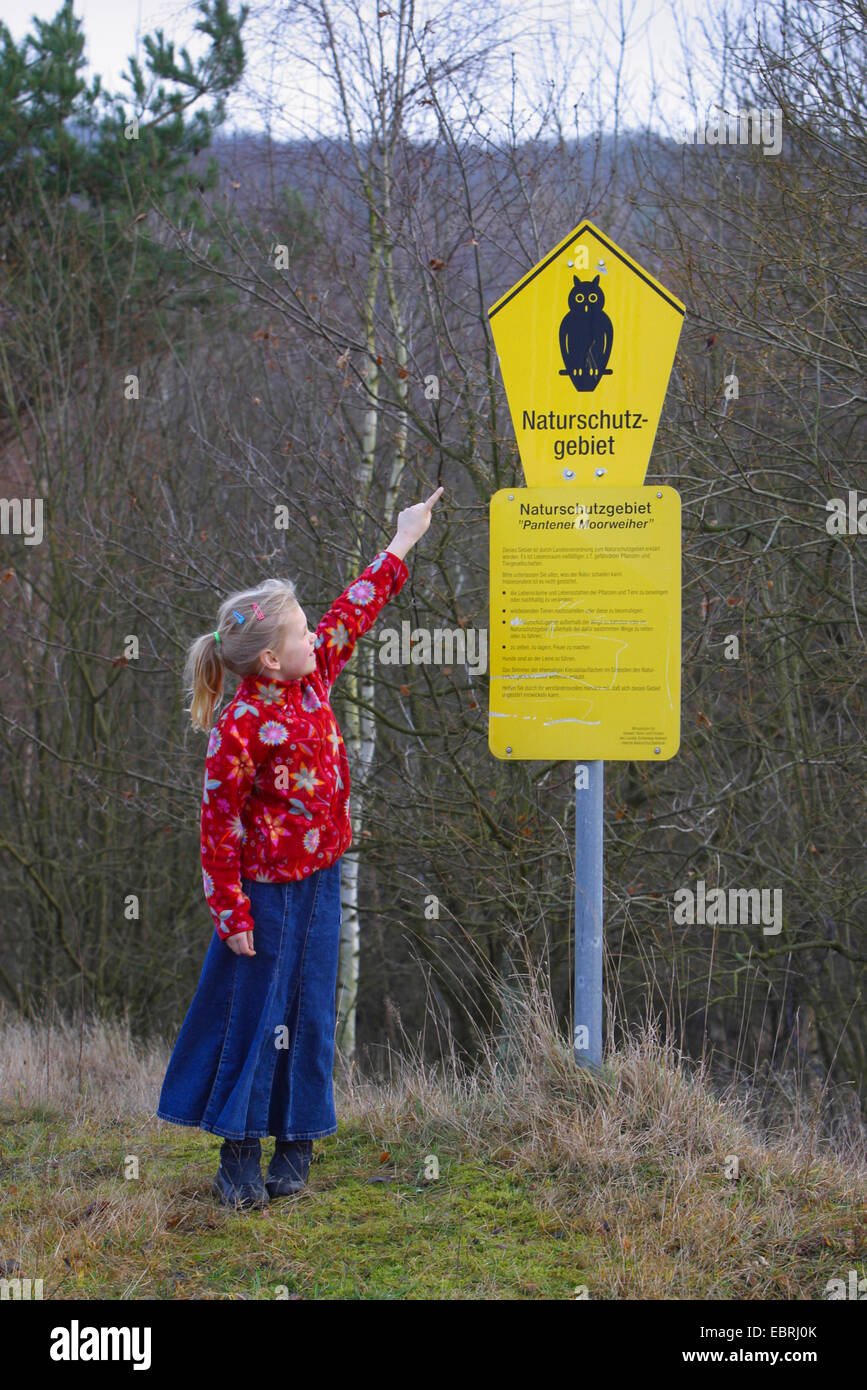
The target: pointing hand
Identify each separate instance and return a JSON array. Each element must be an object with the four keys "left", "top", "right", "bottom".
[{"left": 390, "top": 487, "right": 445, "bottom": 556}]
